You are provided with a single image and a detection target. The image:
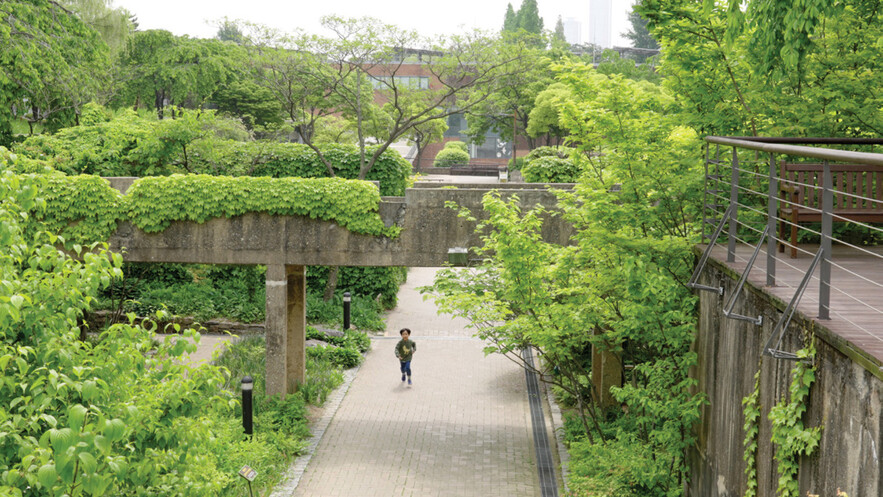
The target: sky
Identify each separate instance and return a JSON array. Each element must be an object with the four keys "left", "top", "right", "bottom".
[{"left": 114, "top": 0, "right": 638, "bottom": 47}]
